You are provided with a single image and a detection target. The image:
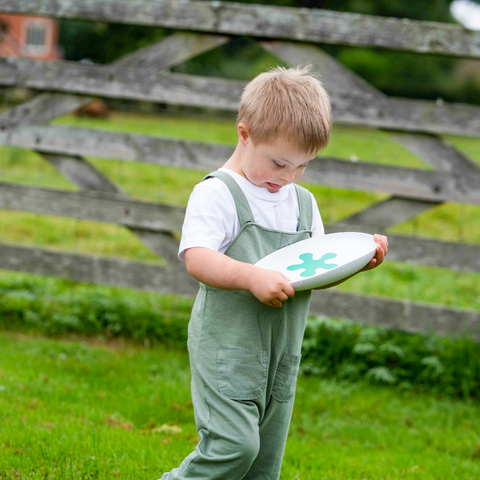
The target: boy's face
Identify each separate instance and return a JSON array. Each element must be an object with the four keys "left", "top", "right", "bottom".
[{"left": 237, "top": 124, "right": 316, "bottom": 194}]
